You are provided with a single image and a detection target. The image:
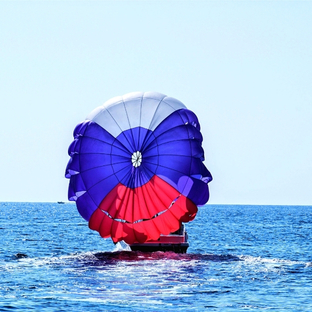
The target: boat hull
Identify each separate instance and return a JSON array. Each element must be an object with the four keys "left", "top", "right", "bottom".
[
  {"left": 129, "top": 226, "right": 189, "bottom": 253},
  {"left": 130, "top": 242, "right": 189, "bottom": 253}
]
